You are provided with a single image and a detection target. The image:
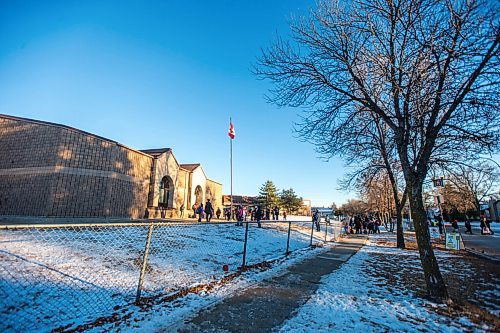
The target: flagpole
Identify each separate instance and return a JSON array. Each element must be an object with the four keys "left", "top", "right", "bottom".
[{"left": 230, "top": 117, "right": 233, "bottom": 221}]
